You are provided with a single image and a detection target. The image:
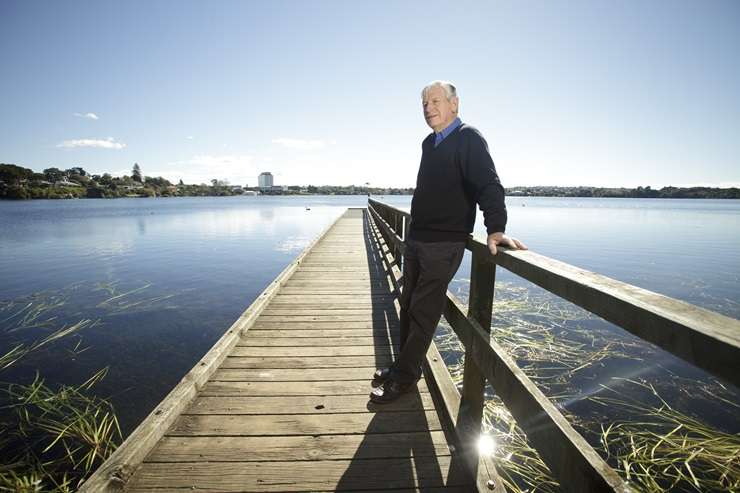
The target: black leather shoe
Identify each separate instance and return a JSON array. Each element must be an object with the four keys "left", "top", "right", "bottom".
[
  {"left": 369, "top": 379, "right": 416, "bottom": 404},
  {"left": 372, "top": 367, "right": 392, "bottom": 385}
]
